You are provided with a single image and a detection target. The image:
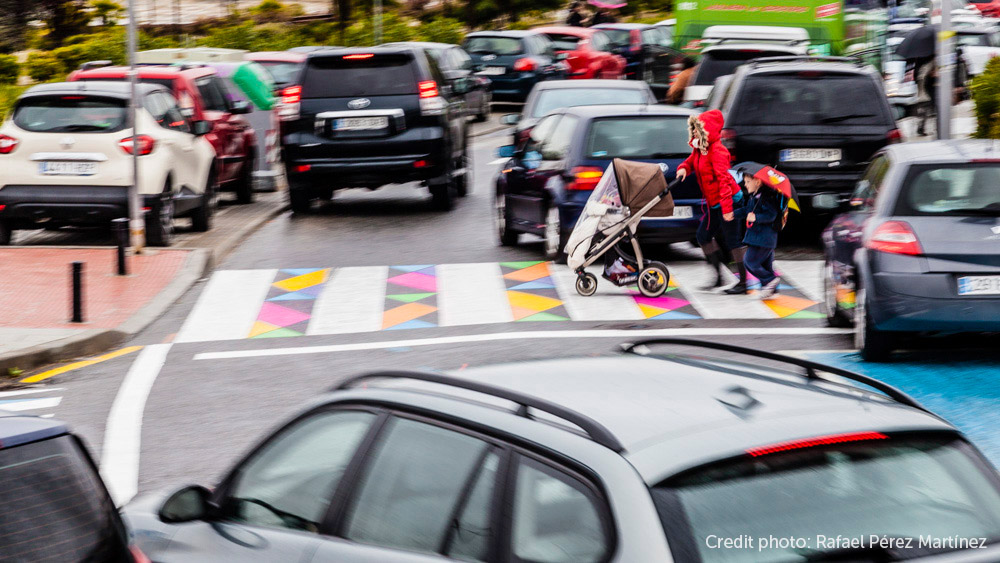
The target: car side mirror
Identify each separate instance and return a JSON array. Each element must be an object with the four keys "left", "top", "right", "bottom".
[
  {"left": 453, "top": 77, "right": 471, "bottom": 95},
  {"left": 158, "top": 485, "right": 212, "bottom": 523},
  {"left": 192, "top": 120, "right": 212, "bottom": 136},
  {"left": 497, "top": 145, "right": 516, "bottom": 158},
  {"left": 500, "top": 114, "right": 520, "bottom": 125},
  {"left": 230, "top": 100, "right": 252, "bottom": 115}
]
